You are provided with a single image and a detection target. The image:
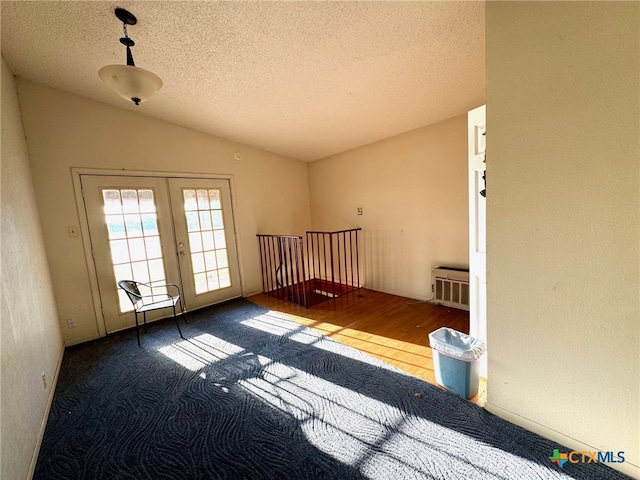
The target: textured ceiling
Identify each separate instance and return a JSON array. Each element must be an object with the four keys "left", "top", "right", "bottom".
[{"left": 1, "top": 1, "right": 485, "bottom": 162}]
